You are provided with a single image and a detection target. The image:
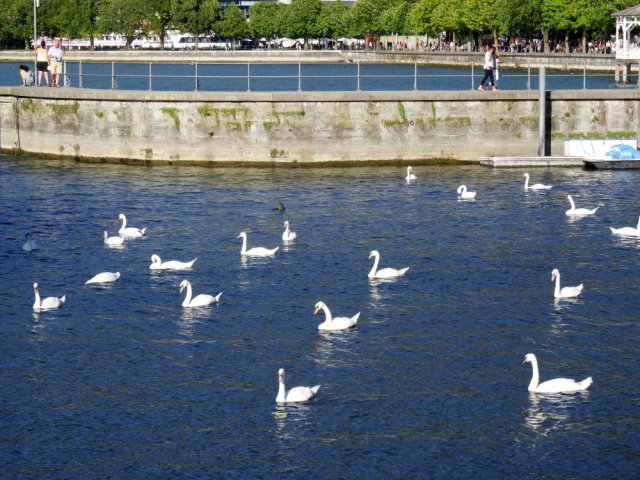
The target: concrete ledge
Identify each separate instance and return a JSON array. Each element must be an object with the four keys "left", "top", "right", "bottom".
[{"left": 480, "top": 156, "right": 586, "bottom": 167}]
